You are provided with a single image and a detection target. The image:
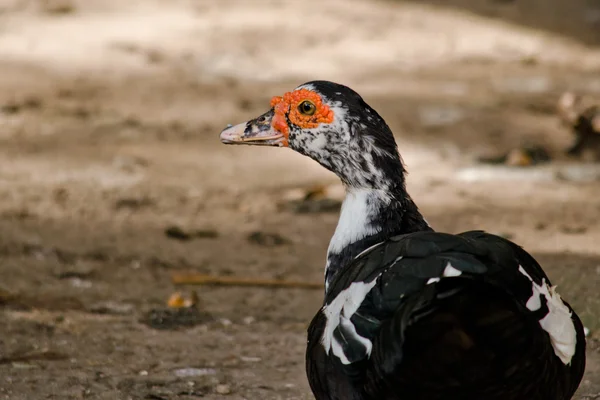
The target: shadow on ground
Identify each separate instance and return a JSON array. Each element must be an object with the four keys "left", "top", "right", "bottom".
[{"left": 395, "top": 0, "right": 600, "bottom": 46}]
